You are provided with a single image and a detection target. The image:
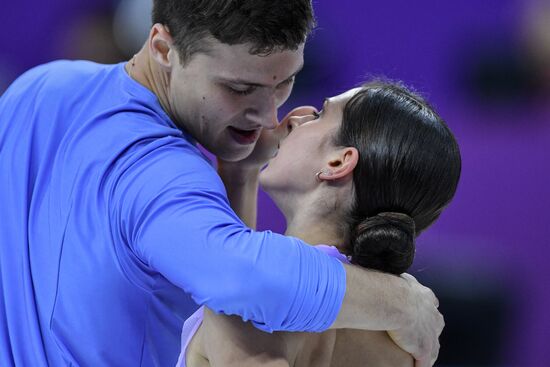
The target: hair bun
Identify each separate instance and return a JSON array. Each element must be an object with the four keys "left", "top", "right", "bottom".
[{"left": 351, "top": 212, "right": 416, "bottom": 275}]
